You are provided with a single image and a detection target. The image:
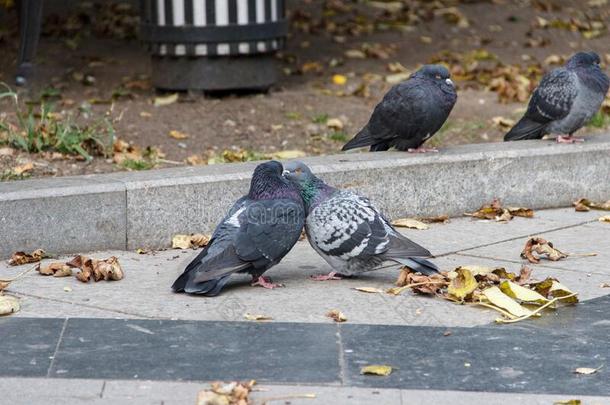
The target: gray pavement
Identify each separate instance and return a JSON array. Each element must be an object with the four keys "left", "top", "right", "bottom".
[{"left": 1, "top": 207, "right": 609, "bottom": 404}]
